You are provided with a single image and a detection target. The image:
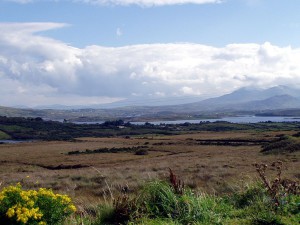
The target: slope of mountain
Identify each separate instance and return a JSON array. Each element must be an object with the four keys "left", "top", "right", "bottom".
[
  {"left": 1, "top": 85, "right": 300, "bottom": 120},
  {"left": 163, "top": 86, "right": 300, "bottom": 113},
  {"left": 224, "top": 95, "right": 300, "bottom": 111},
  {"left": 0, "top": 106, "right": 46, "bottom": 118},
  {"left": 262, "top": 85, "right": 300, "bottom": 98},
  {"left": 198, "top": 85, "right": 300, "bottom": 105}
]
